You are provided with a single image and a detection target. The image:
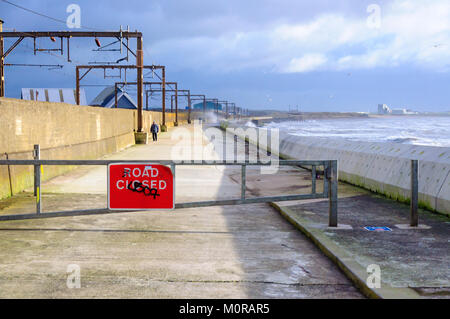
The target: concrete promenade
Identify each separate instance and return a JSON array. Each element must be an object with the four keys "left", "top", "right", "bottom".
[{"left": 0, "top": 124, "right": 362, "bottom": 298}]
